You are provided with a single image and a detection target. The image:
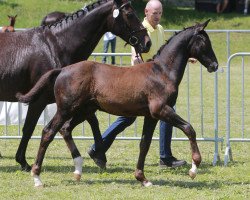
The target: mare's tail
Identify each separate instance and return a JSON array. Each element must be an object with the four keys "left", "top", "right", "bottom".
[{"left": 16, "top": 69, "right": 62, "bottom": 104}]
